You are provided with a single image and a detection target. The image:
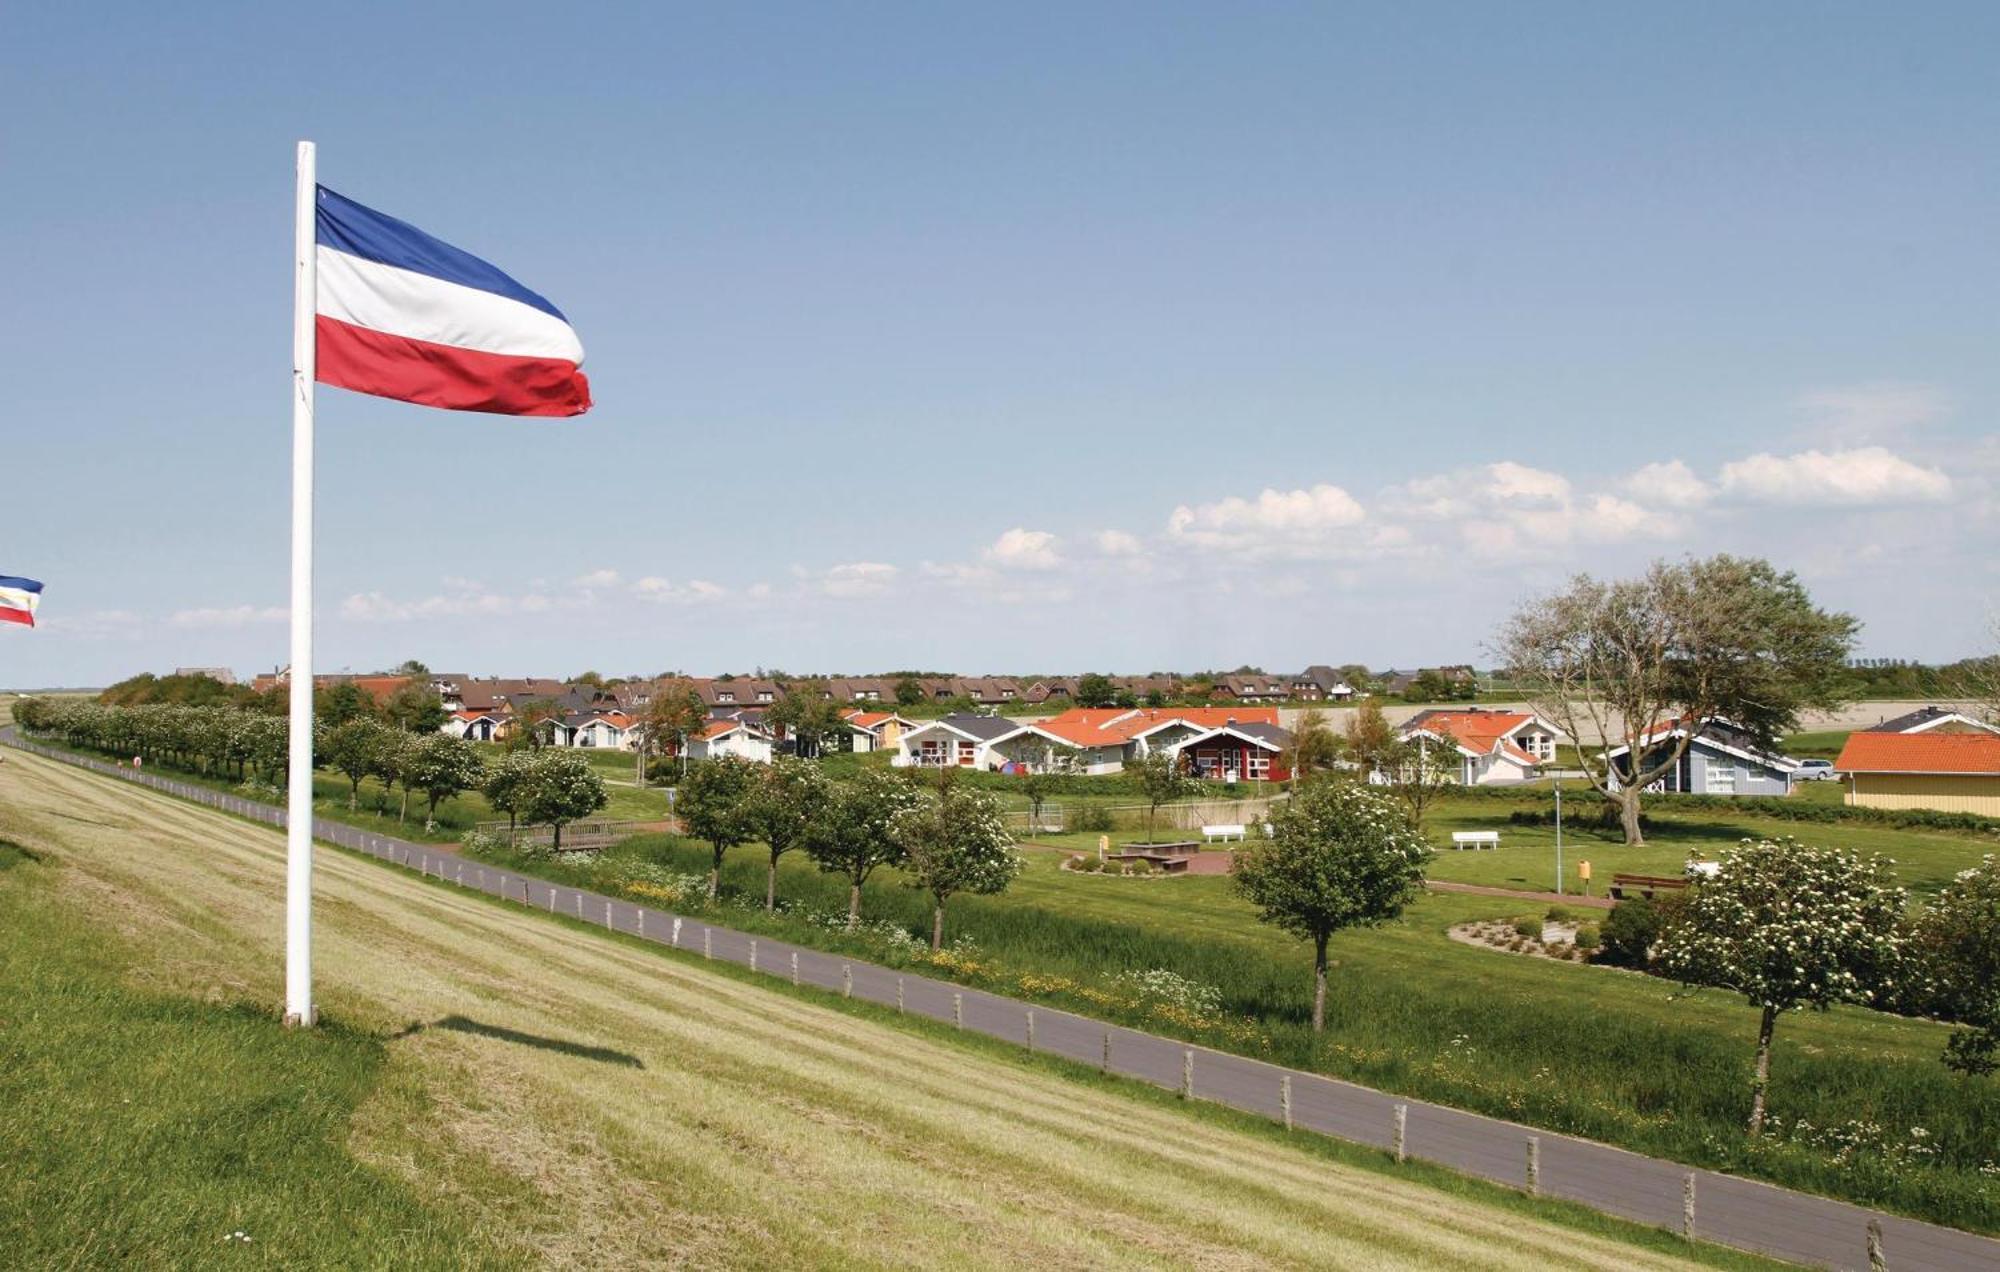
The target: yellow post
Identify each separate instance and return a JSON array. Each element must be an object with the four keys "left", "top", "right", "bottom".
[{"left": 1578, "top": 859, "right": 1592, "bottom": 896}]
